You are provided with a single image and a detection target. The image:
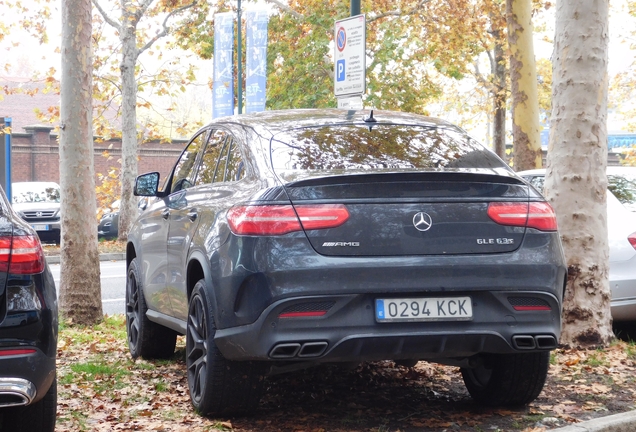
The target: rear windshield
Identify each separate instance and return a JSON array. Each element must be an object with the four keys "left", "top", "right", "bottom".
[
  {"left": 12, "top": 185, "right": 61, "bottom": 204},
  {"left": 608, "top": 175, "right": 636, "bottom": 212},
  {"left": 270, "top": 124, "right": 506, "bottom": 176}
]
